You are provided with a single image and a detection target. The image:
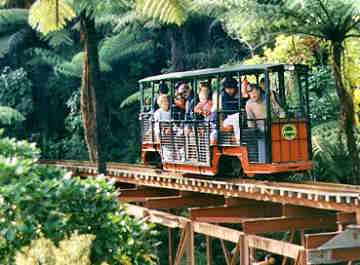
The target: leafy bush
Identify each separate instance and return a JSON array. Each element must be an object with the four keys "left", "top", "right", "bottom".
[
  {"left": 0, "top": 67, "right": 33, "bottom": 116},
  {"left": 0, "top": 135, "right": 160, "bottom": 265},
  {"left": 309, "top": 121, "right": 360, "bottom": 184}
]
